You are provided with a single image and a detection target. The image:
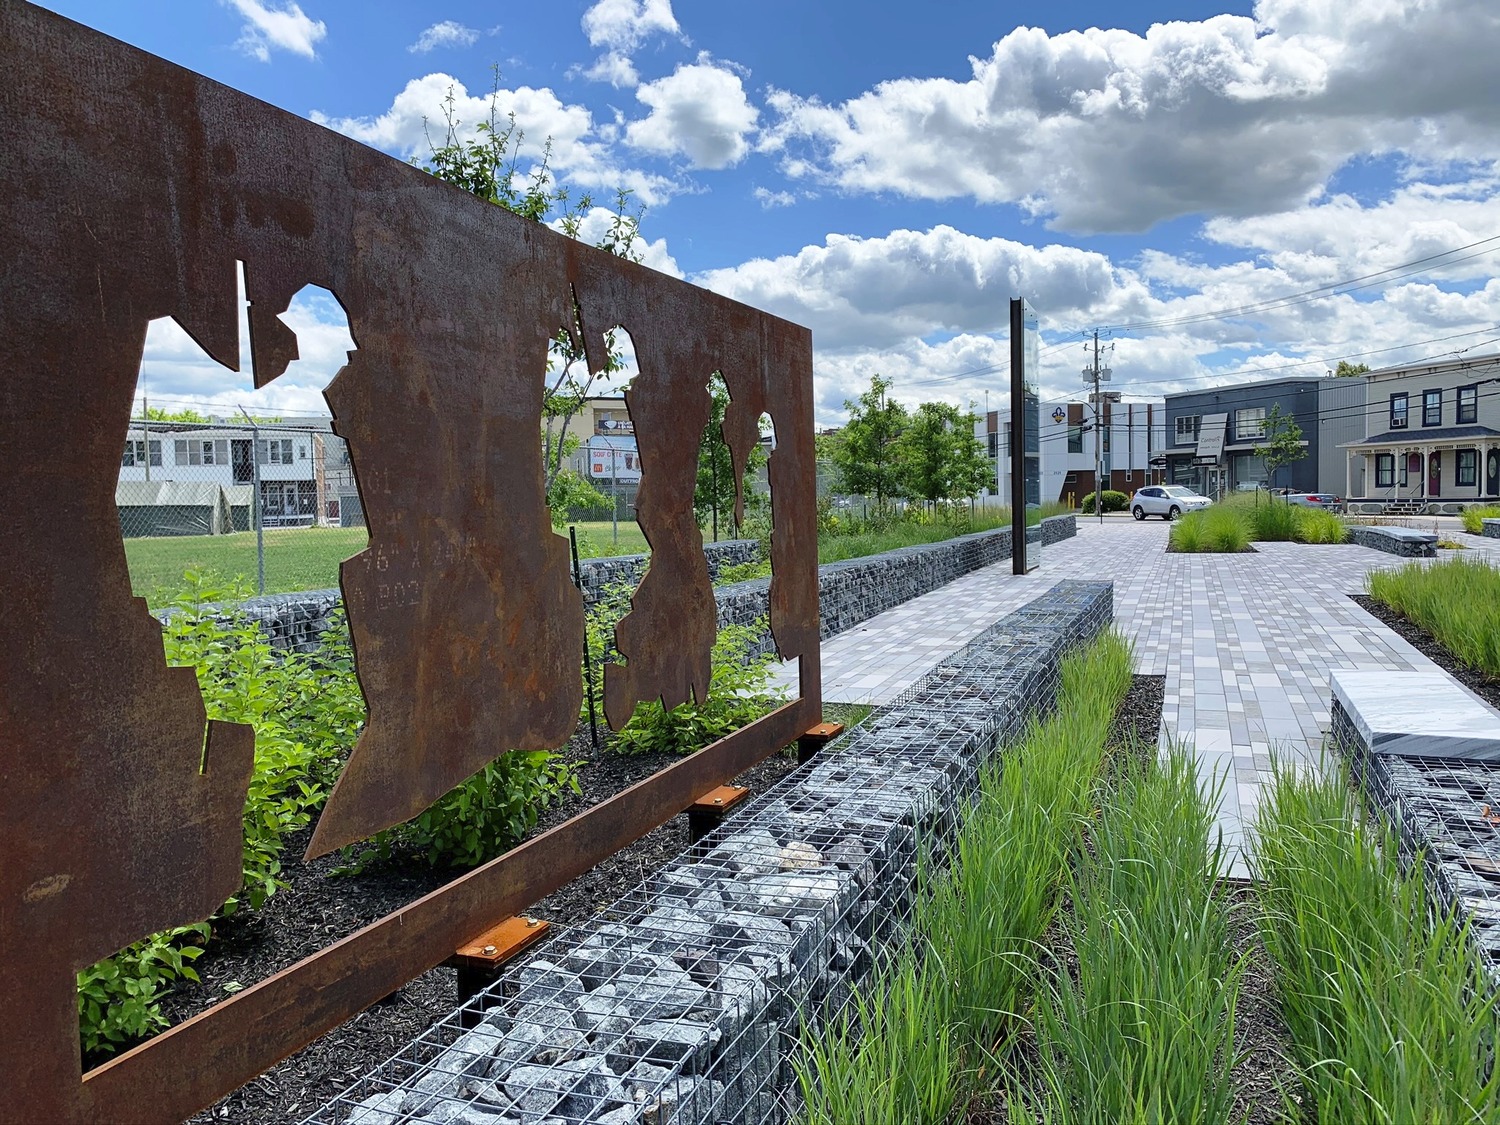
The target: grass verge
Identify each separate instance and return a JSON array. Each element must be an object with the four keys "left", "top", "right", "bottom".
[
  {"left": 1250, "top": 758, "right": 1500, "bottom": 1122},
  {"left": 1366, "top": 556, "right": 1500, "bottom": 678},
  {"left": 1170, "top": 495, "right": 1349, "bottom": 553}
]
